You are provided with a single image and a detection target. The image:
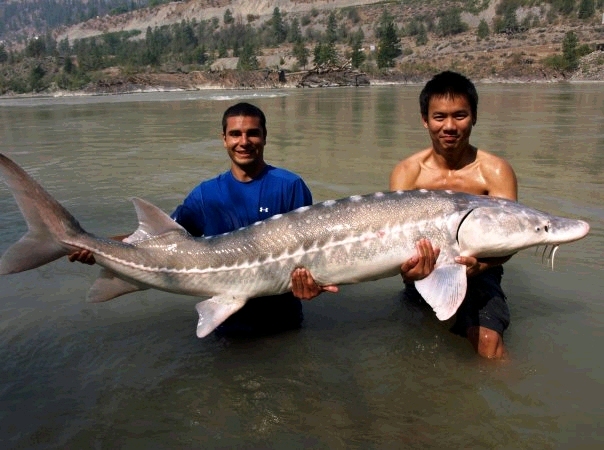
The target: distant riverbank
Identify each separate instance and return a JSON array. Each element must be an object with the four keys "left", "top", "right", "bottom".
[{"left": 1, "top": 63, "right": 602, "bottom": 101}]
